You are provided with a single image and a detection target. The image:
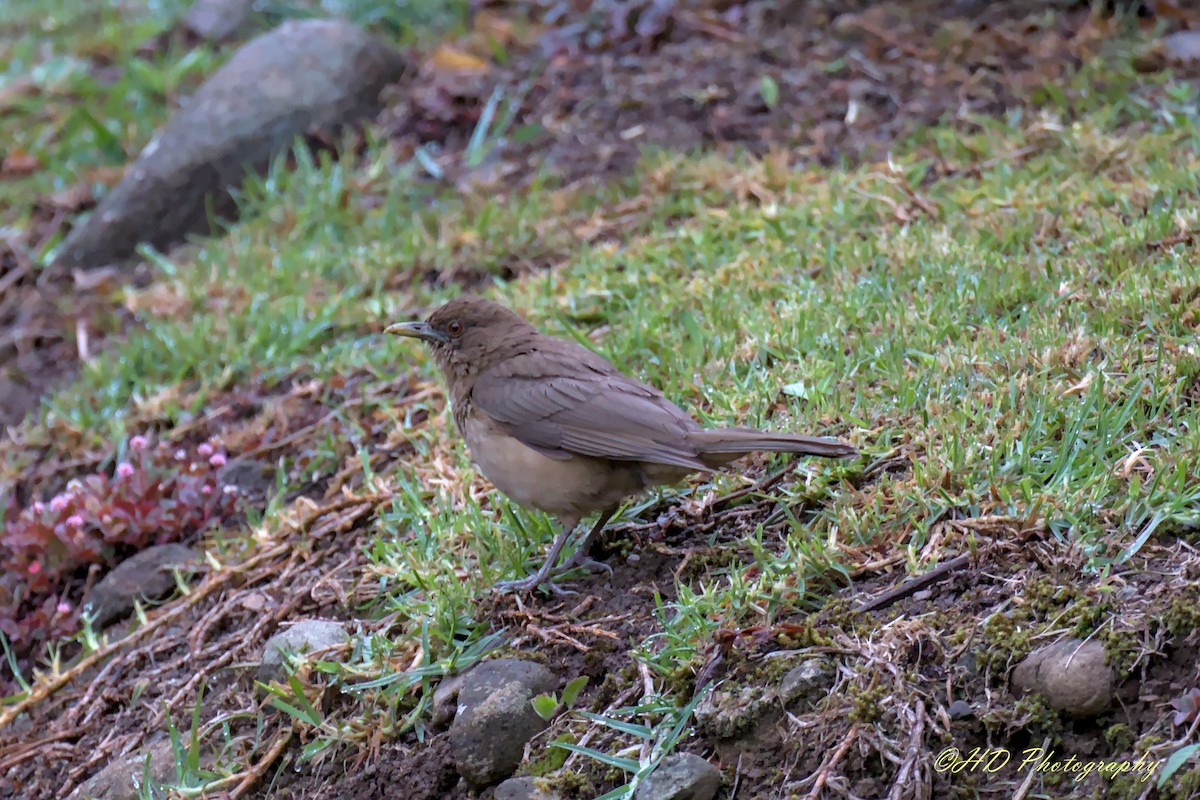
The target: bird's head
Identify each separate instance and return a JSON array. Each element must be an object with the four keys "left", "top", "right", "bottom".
[{"left": 386, "top": 295, "right": 537, "bottom": 376}]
